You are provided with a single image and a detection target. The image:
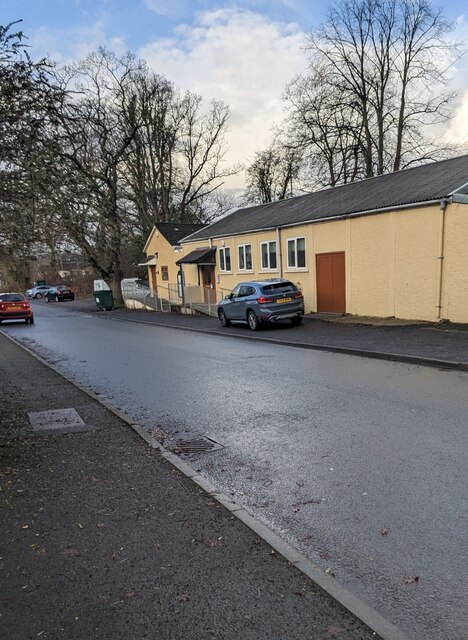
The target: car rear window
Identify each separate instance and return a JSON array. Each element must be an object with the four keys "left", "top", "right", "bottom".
[
  {"left": 261, "top": 282, "right": 297, "bottom": 295},
  {"left": 0, "top": 294, "right": 25, "bottom": 302}
]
